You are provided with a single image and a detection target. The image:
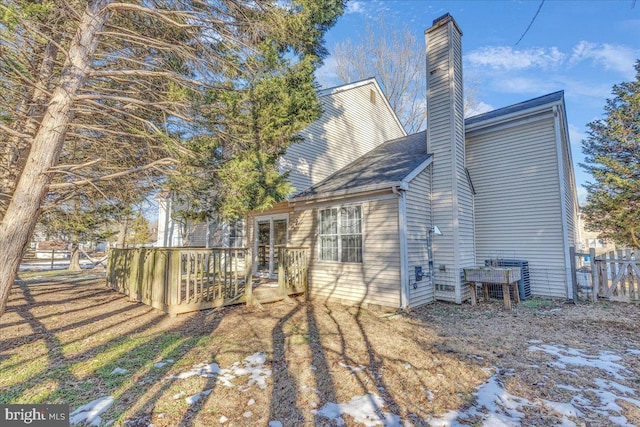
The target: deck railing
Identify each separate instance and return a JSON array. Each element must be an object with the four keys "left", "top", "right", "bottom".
[
  {"left": 277, "top": 246, "right": 309, "bottom": 298},
  {"left": 107, "top": 247, "right": 251, "bottom": 316}
]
